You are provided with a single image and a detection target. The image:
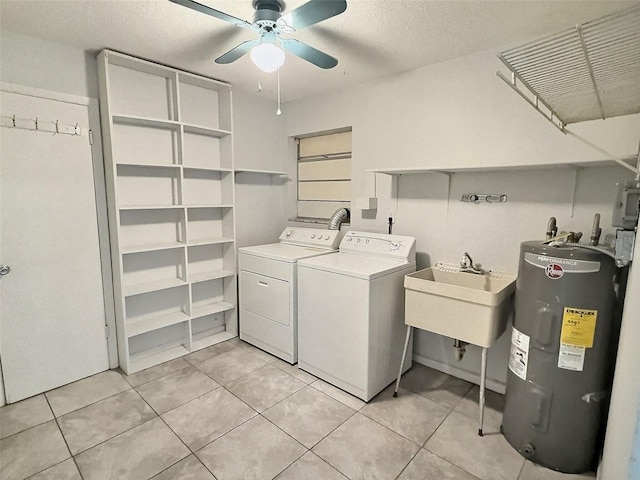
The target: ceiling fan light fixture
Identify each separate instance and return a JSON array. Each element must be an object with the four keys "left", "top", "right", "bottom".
[{"left": 250, "top": 43, "right": 285, "bottom": 73}]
